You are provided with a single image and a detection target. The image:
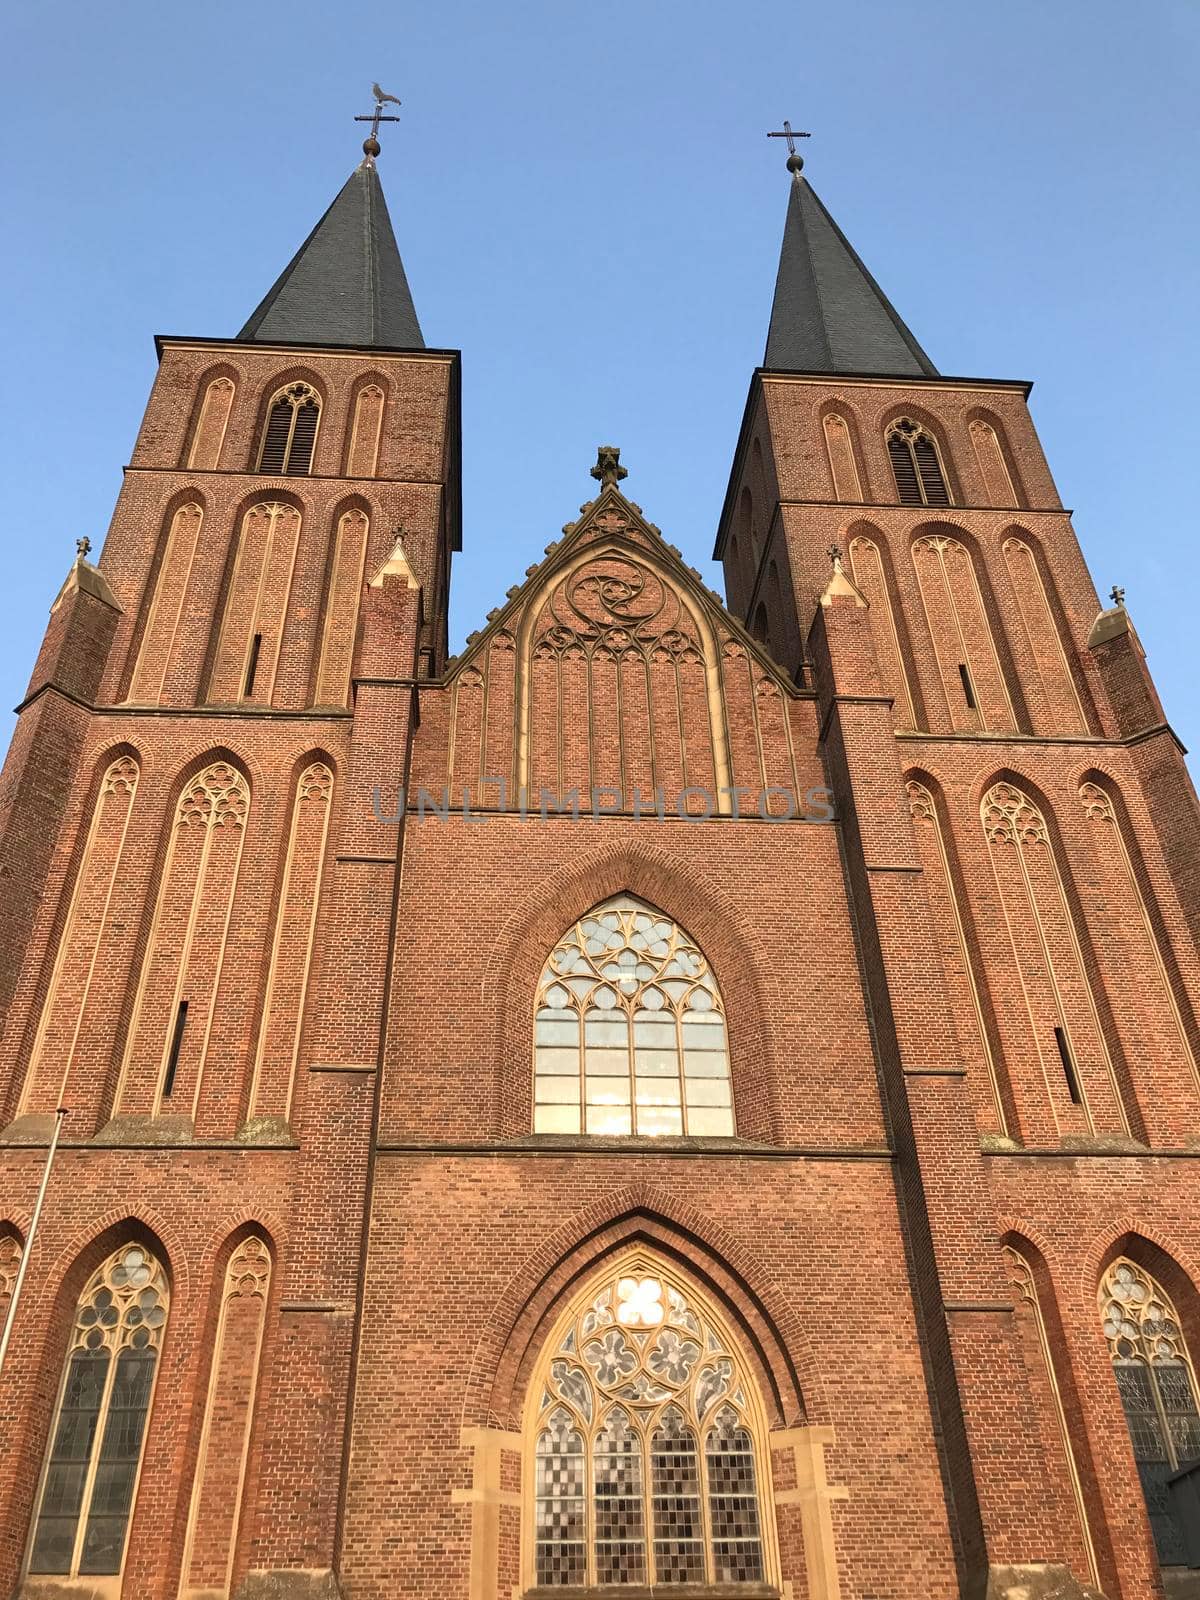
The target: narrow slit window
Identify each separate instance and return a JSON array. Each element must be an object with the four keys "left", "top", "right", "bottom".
[
  {"left": 162, "top": 1001, "right": 188, "bottom": 1099},
  {"left": 887, "top": 418, "right": 951, "bottom": 506},
  {"left": 1053, "top": 1026, "right": 1082, "bottom": 1104},
  {"left": 257, "top": 383, "right": 320, "bottom": 476},
  {"left": 958, "top": 662, "right": 977, "bottom": 710},
  {"left": 243, "top": 633, "right": 262, "bottom": 699}
]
